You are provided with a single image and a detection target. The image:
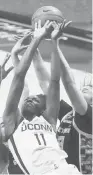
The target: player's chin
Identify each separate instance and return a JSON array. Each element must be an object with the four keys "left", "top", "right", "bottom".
[{"left": 21, "top": 103, "right": 36, "bottom": 116}]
